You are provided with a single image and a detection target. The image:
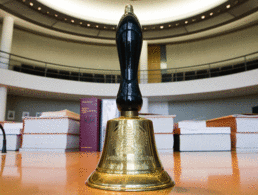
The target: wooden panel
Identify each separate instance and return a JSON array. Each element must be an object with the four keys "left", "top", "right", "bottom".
[{"left": 148, "top": 45, "right": 161, "bottom": 83}]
